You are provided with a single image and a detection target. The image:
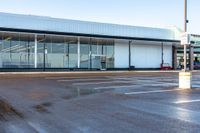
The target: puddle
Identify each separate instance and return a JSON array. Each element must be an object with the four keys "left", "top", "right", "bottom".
[
  {"left": 33, "top": 102, "right": 52, "bottom": 113},
  {"left": 0, "top": 100, "right": 23, "bottom": 121},
  {"left": 62, "top": 87, "right": 110, "bottom": 100}
]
